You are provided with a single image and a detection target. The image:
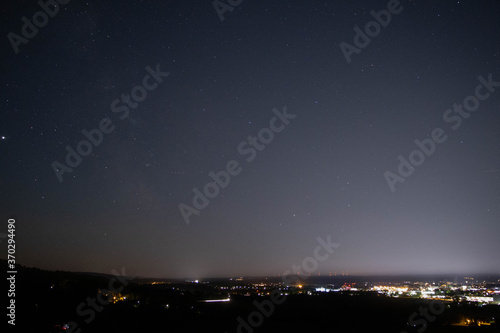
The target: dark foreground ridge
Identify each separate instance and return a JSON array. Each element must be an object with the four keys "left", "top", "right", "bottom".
[{"left": 5, "top": 260, "right": 499, "bottom": 333}]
